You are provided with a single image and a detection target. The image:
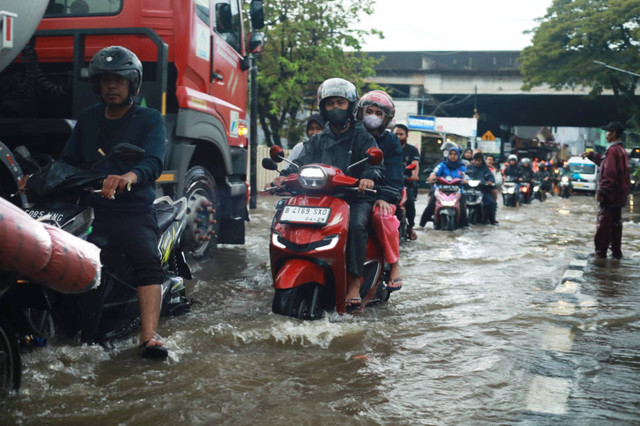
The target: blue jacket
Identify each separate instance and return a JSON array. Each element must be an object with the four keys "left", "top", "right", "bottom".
[{"left": 60, "top": 103, "right": 166, "bottom": 212}]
